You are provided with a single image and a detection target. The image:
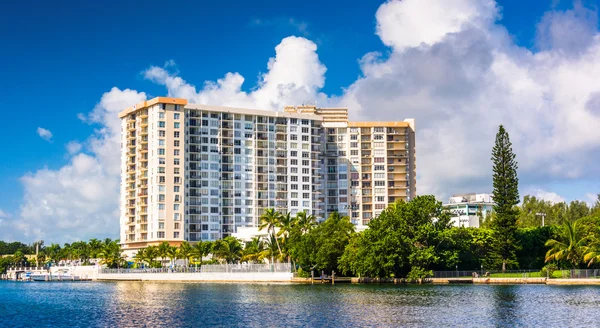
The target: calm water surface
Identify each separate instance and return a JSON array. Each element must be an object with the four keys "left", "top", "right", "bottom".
[{"left": 1, "top": 281, "right": 599, "bottom": 327}]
